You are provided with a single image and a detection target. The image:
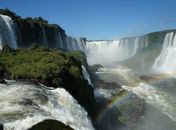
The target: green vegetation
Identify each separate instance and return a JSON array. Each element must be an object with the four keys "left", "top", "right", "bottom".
[
  {"left": 25, "top": 16, "right": 48, "bottom": 24},
  {"left": 0, "top": 8, "right": 21, "bottom": 20},
  {"left": 0, "top": 8, "right": 56, "bottom": 27},
  {"left": 0, "top": 44, "right": 95, "bottom": 118},
  {"left": 0, "top": 8, "right": 45, "bottom": 23},
  {"left": 65, "top": 50, "right": 87, "bottom": 65},
  {"left": 0, "top": 44, "right": 84, "bottom": 87},
  {"left": 147, "top": 30, "right": 176, "bottom": 46}
]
